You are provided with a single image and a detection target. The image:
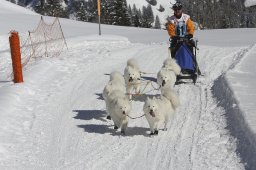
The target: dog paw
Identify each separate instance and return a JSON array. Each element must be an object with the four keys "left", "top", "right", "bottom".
[
  {"left": 106, "top": 116, "right": 111, "bottom": 120},
  {"left": 121, "top": 130, "right": 125, "bottom": 135},
  {"left": 150, "top": 132, "right": 154, "bottom": 135},
  {"left": 114, "top": 126, "right": 118, "bottom": 129}
]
